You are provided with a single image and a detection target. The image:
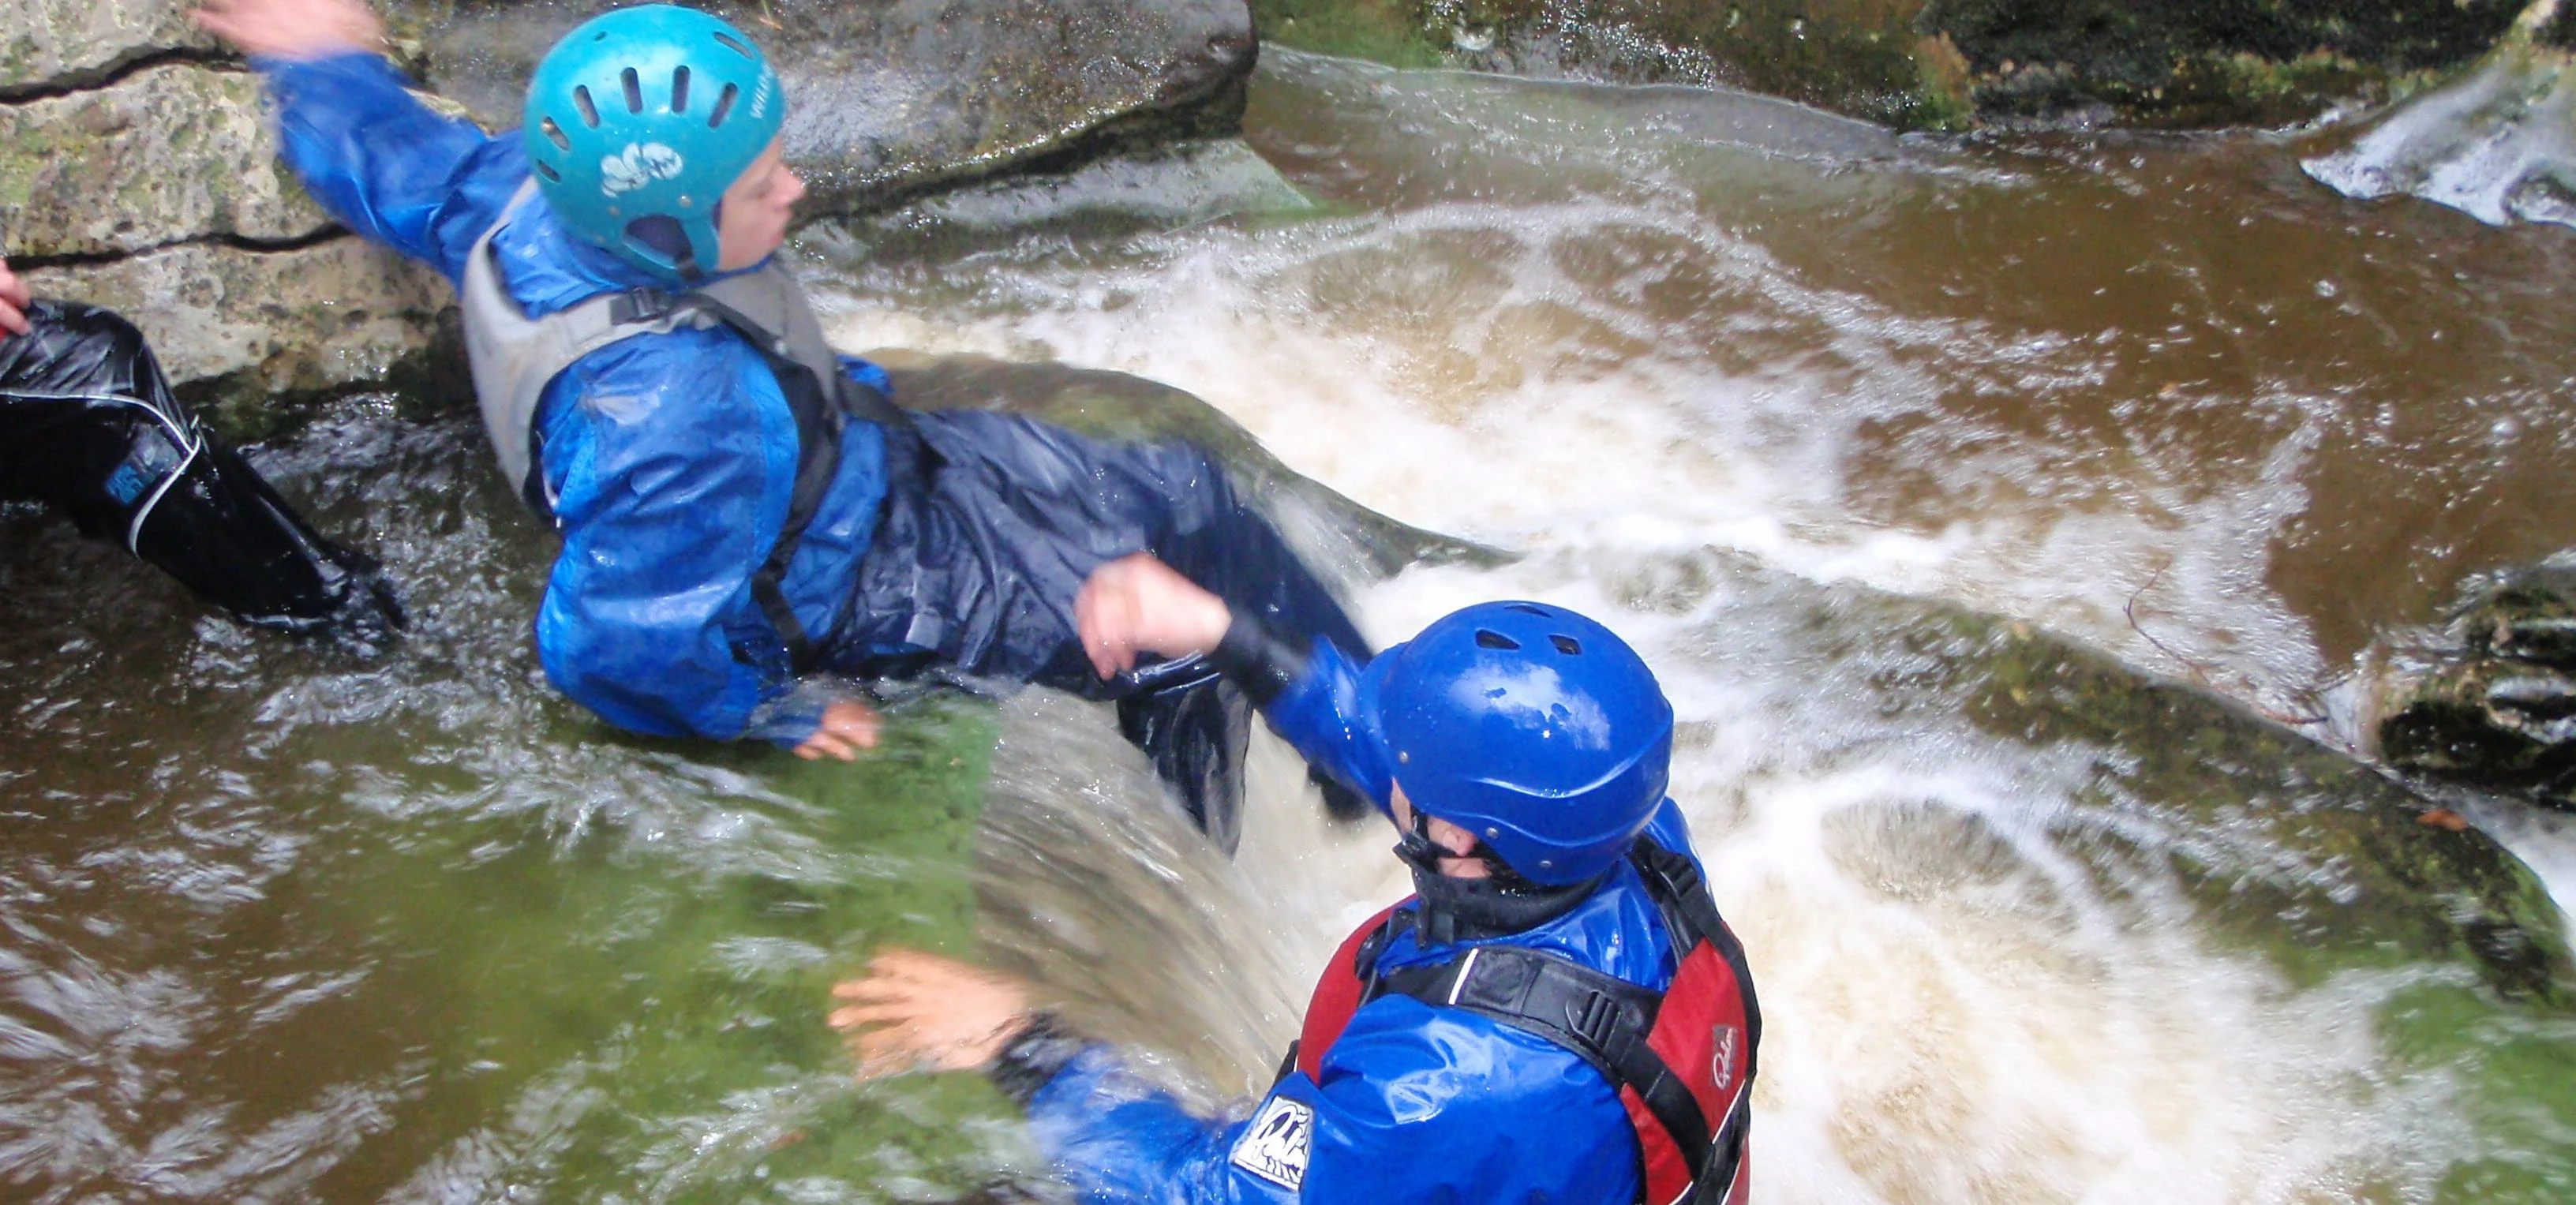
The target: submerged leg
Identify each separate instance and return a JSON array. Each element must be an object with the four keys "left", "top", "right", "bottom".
[{"left": 0, "top": 301, "right": 403, "bottom": 640}]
